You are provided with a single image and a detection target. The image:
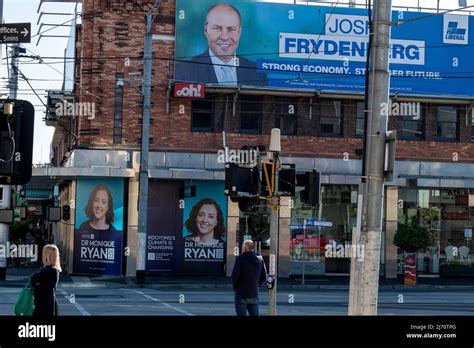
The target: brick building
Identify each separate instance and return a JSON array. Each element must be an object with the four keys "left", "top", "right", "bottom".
[{"left": 45, "top": 0, "right": 474, "bottom": 278}]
